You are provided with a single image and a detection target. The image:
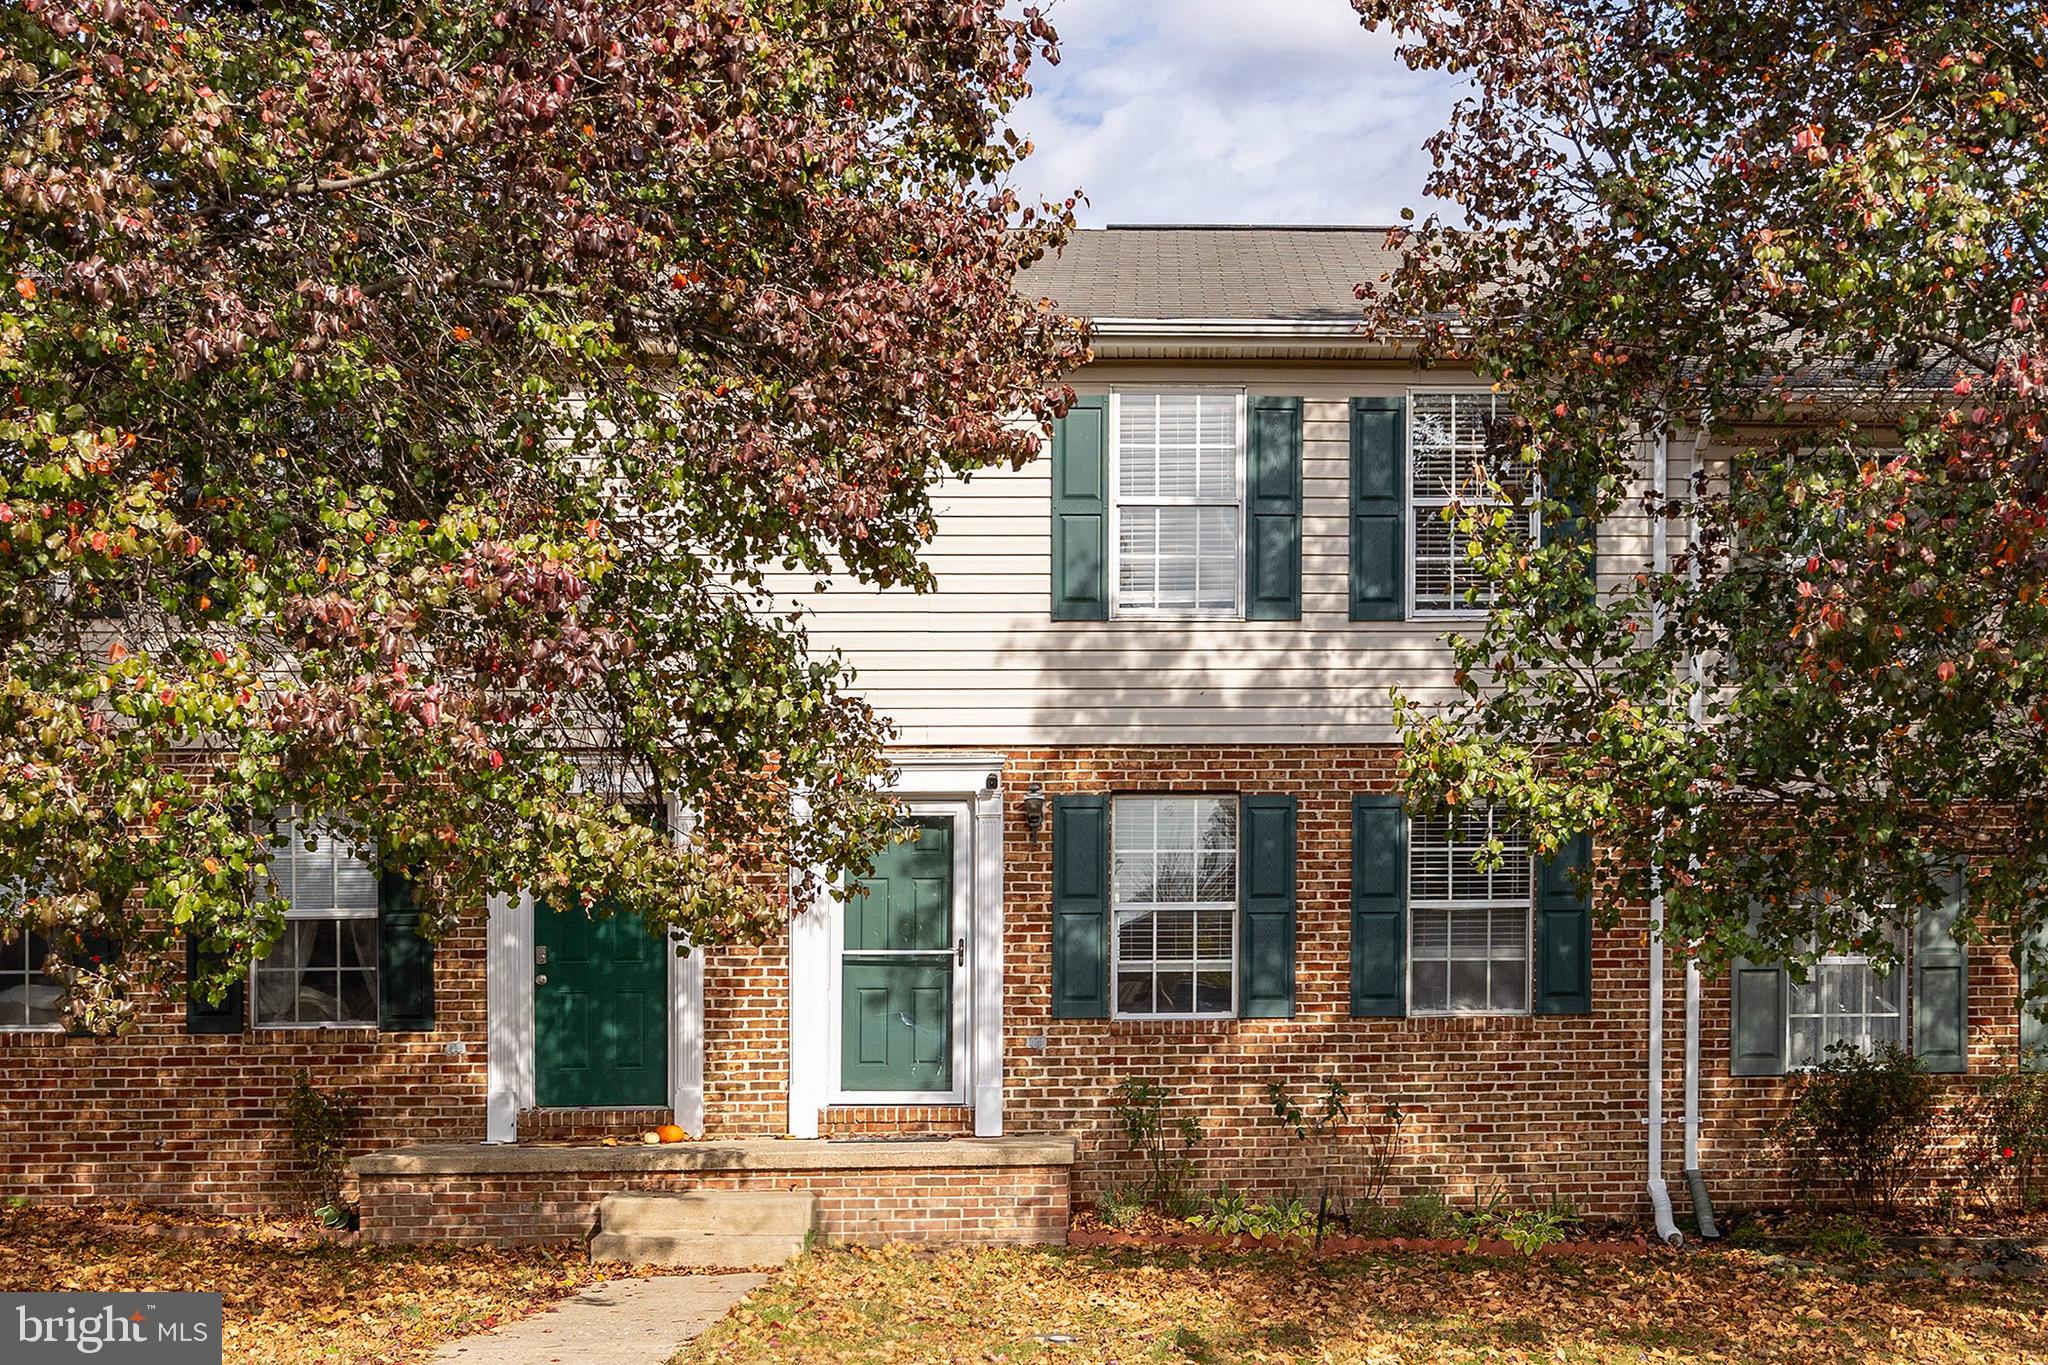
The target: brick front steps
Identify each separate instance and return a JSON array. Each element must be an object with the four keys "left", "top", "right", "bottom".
[{"left": 351, "top": 1135, "right": 1076, "bottom": 1248}]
